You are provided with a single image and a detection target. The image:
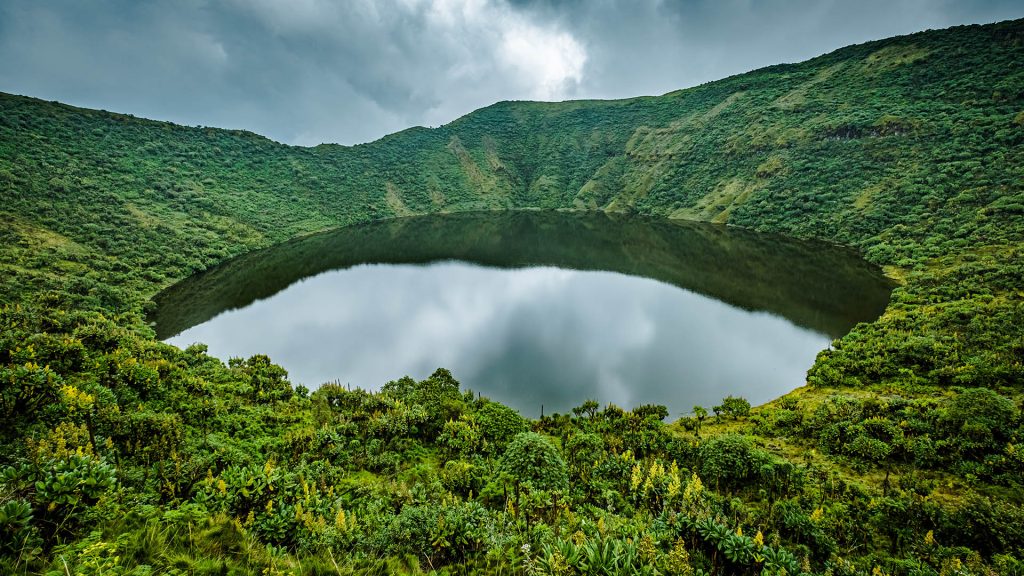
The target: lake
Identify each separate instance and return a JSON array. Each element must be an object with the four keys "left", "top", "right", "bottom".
[{"left": 150, "top": 211, "right": 893, "bottom": 417}]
